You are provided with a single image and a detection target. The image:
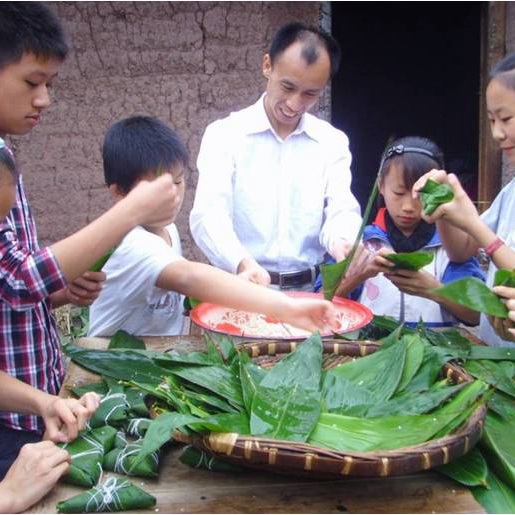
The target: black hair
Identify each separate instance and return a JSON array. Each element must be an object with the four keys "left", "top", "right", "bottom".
[
  {"left": 0, "top": 2, "right": 69, "bottom": 70},
  {"left": 103, "top": 116, "right": 189, "bottom": 193},
  {"left": 269, "top": 22, "right": 341, "bottom": 77},
  {"left": 490, "top": 52, "right": 515, "bottom": 90},
  {"left": 379, "top": 136, "right": 445, "bottom": 190}
]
